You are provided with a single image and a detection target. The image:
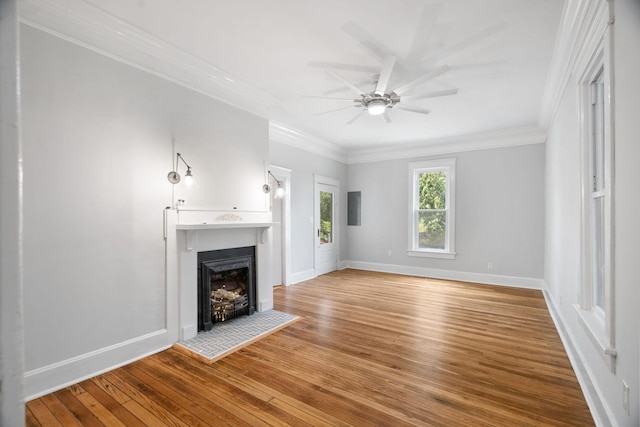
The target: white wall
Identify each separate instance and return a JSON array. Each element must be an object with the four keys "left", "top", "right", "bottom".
[
  {"left": 544, "top": 0, "right": 640, "bottom": 425},
  {"left": 269, "top": 139, "right": 348, "bottom": 282},
  {"left": 0, "top": 0, "right": 26, "bottom": 423},
  {"left": 21, "top": 24, "right": 269, "bottom": 398},
  {"left": 346, "top": 144, "right": 545, "bottom": 286}
]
